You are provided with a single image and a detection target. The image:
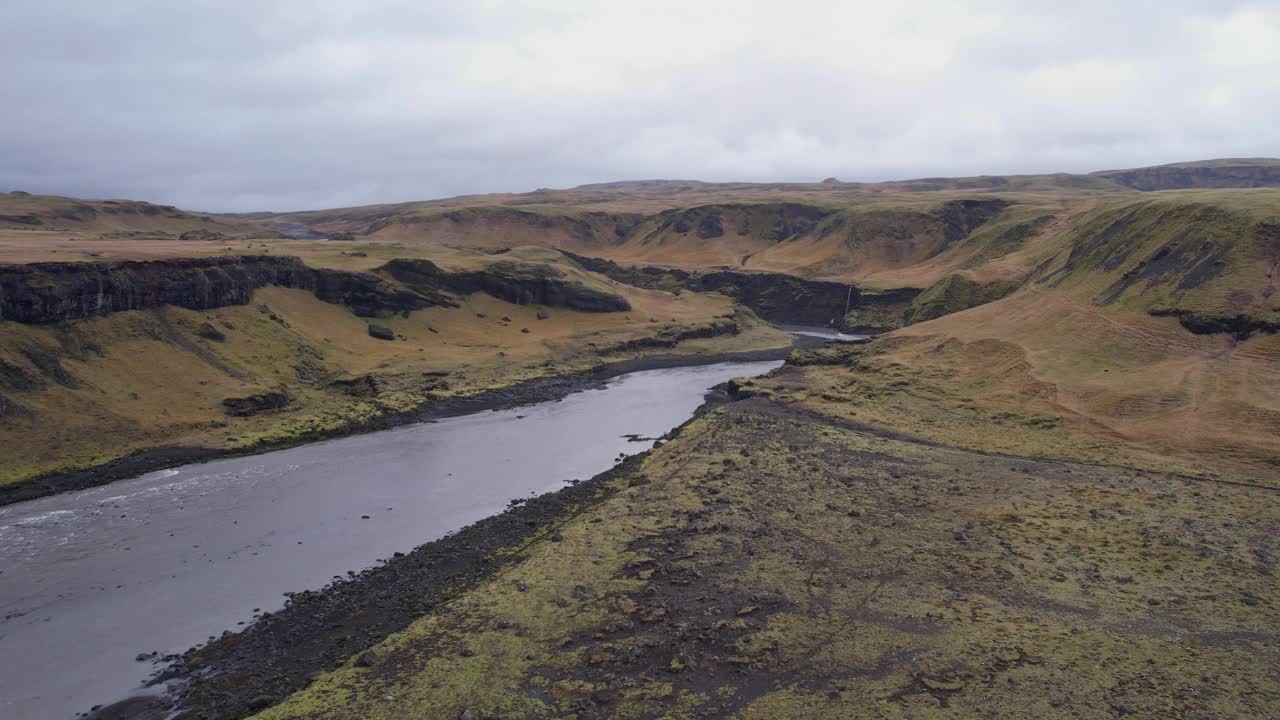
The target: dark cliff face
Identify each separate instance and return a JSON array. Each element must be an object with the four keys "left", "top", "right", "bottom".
[
  {"left": 0, "top": 256, "right": 314, "bottom": 324},
  {"left": 0, "top": 255, "right": 635, "bottom": 327},
  {"left": 310, "top": 267, "right": 455, "bottom": 317},
  {"left": 560, "top": 251, "right": 917, "bottom": 329},
  {"left": 934, "top": 199, "right": 1011, "bottom": 245},
  {"left": 688, "top": 270, "right": 852, "bottom": 325},
  {"left": 641, "top": 203, "right": 836, "bottom": 243},
  {"left": 1147, "top": 309, "right": 1280, "bottom": 340},
  {"left": 0, "top": 256, "right": 455, "bottom": 325},
  {"left": 379, "top": 258, "right": 631, "bottom": 312}
]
